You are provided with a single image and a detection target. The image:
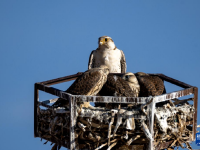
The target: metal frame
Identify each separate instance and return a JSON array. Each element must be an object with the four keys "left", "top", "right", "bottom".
[{"left": 34, "top": 73, "right": 198, "bottom": 150}]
